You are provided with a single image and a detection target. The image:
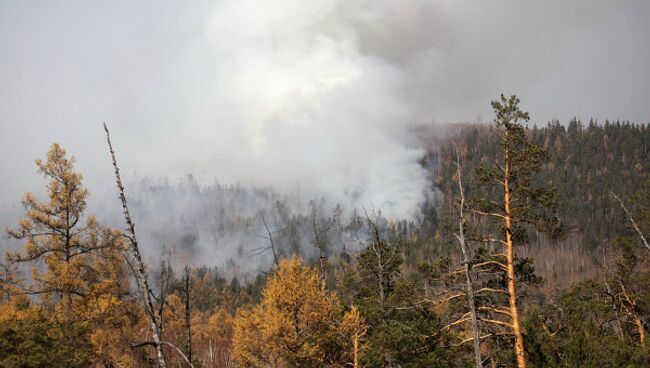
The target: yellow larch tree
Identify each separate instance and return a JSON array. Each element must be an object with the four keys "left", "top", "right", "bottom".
[
  {"left": 232, "top": 257, "right": 344, "bottom": 367},
  {"left": 4, "top": 143, "right": 134, "bottom": 365},
  {"left": 6, "top": 143, "right": 94, "bottom": 311},
  {"left": 340, "top": 306, "right": 367, "bottom": 368}
]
